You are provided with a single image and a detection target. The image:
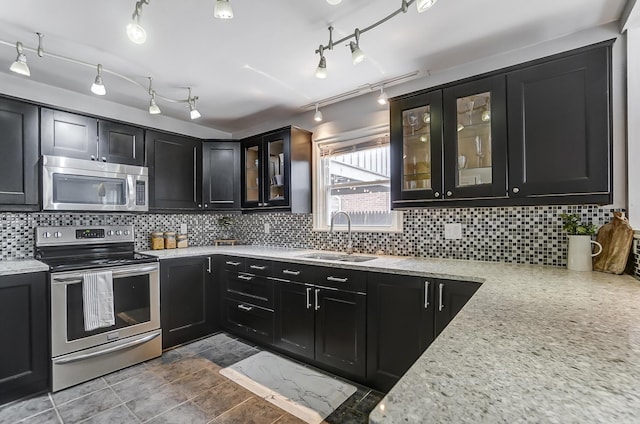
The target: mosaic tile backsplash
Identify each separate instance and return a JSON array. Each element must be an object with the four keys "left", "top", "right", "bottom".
[{"left": 1, "top": 205, "right": 635, "bottom": 271}]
